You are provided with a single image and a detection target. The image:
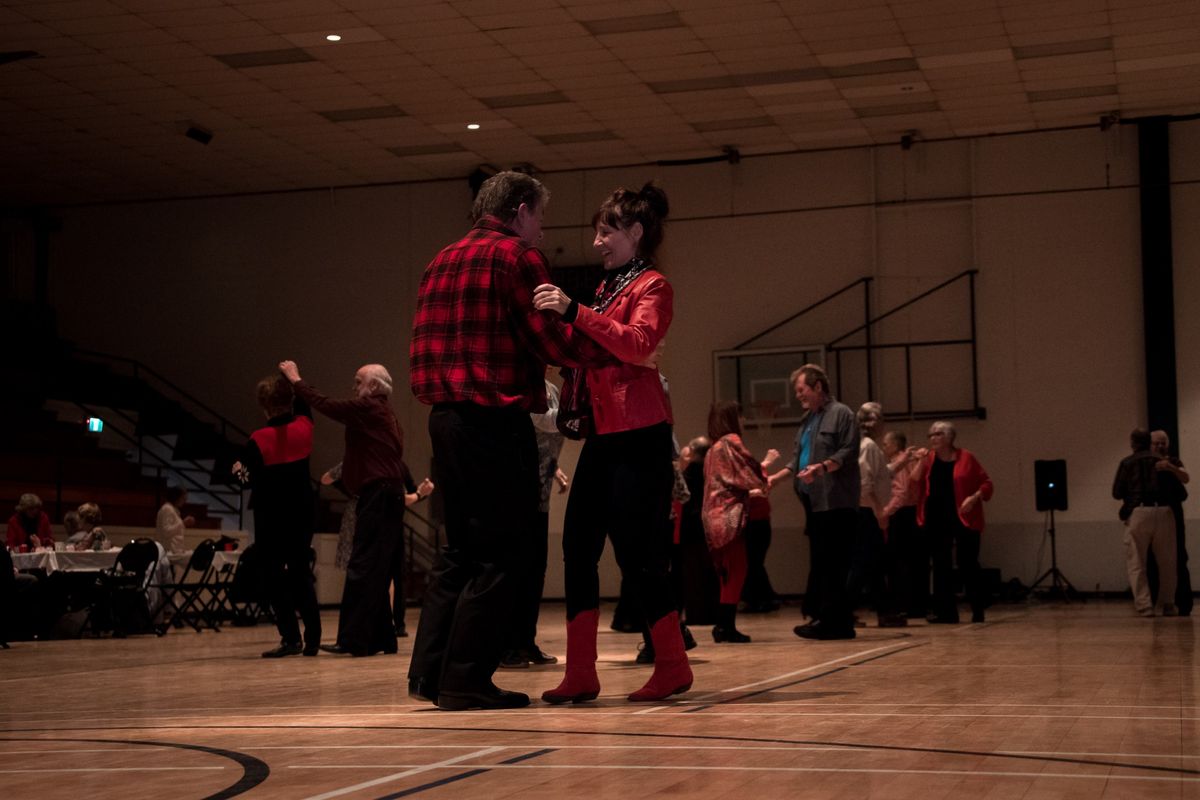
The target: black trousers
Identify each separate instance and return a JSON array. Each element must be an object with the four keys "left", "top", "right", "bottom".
[
  {"left": 409, "top": 403, "right": 538, "bottom": 693},
  {"left": 336, "top": 481, "right": 403, "bottom": 653},
  {"left": 391, "top": 531, "right": 406, "bottom": 635},
  {"left": 741, "top": 517, "right": 777, "bottom": 607},
  {"left": 846, "top": 507, "right": 887, "bottom": 612},
  {"left": 888, "top": 506, "right": 925, "bottom": 616},
  {"left": 507, "top": 509, "right": 550, "bottom": 651},
  {"left": 681, "top": 514, "right": 719, "bottom": 625},
  {"left": 929, "top": 519, "right": 984, "bottom": 620},
  {"left": 258, "top": 526, "right": 320, "bottom": 647},
  {"left": 562, "top": 423, "right": 675, "bottom": 624},
  {"left": 803, "top": 503, "right": 857, "bottom": 631}
]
